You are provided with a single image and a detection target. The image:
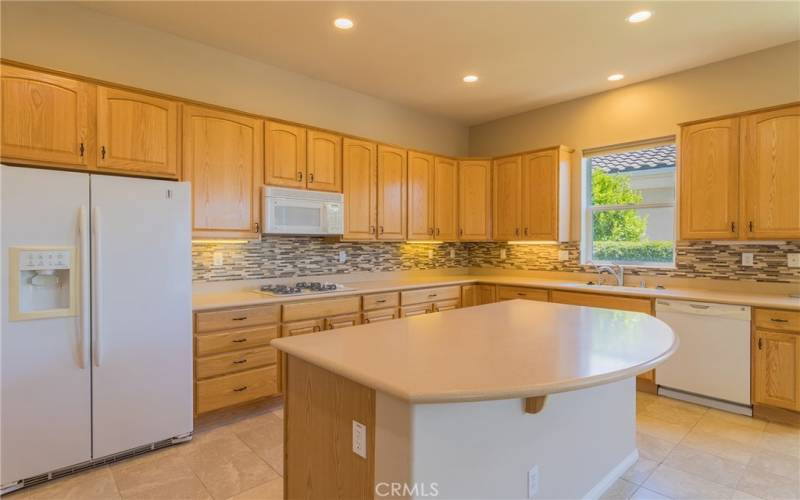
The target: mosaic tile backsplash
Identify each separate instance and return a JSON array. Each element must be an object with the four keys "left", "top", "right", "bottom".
[{"left": 192, "top": 237, "right": 800, "bottom": 284}]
